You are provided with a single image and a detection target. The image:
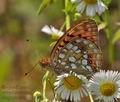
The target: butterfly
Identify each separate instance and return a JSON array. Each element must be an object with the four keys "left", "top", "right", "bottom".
[{"left": 41, "top": 19, "right": 102, "bottom": 76}]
